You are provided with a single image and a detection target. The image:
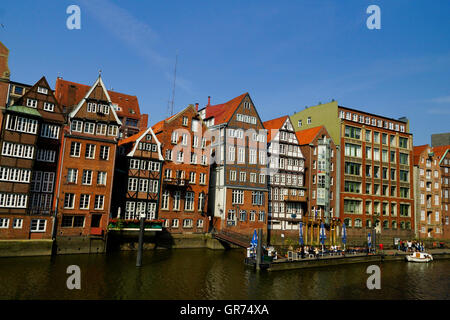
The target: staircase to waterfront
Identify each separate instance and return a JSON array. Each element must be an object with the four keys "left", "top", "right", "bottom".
[{"left": 213, "top": 229, "right": 251, "bottom": 248}]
